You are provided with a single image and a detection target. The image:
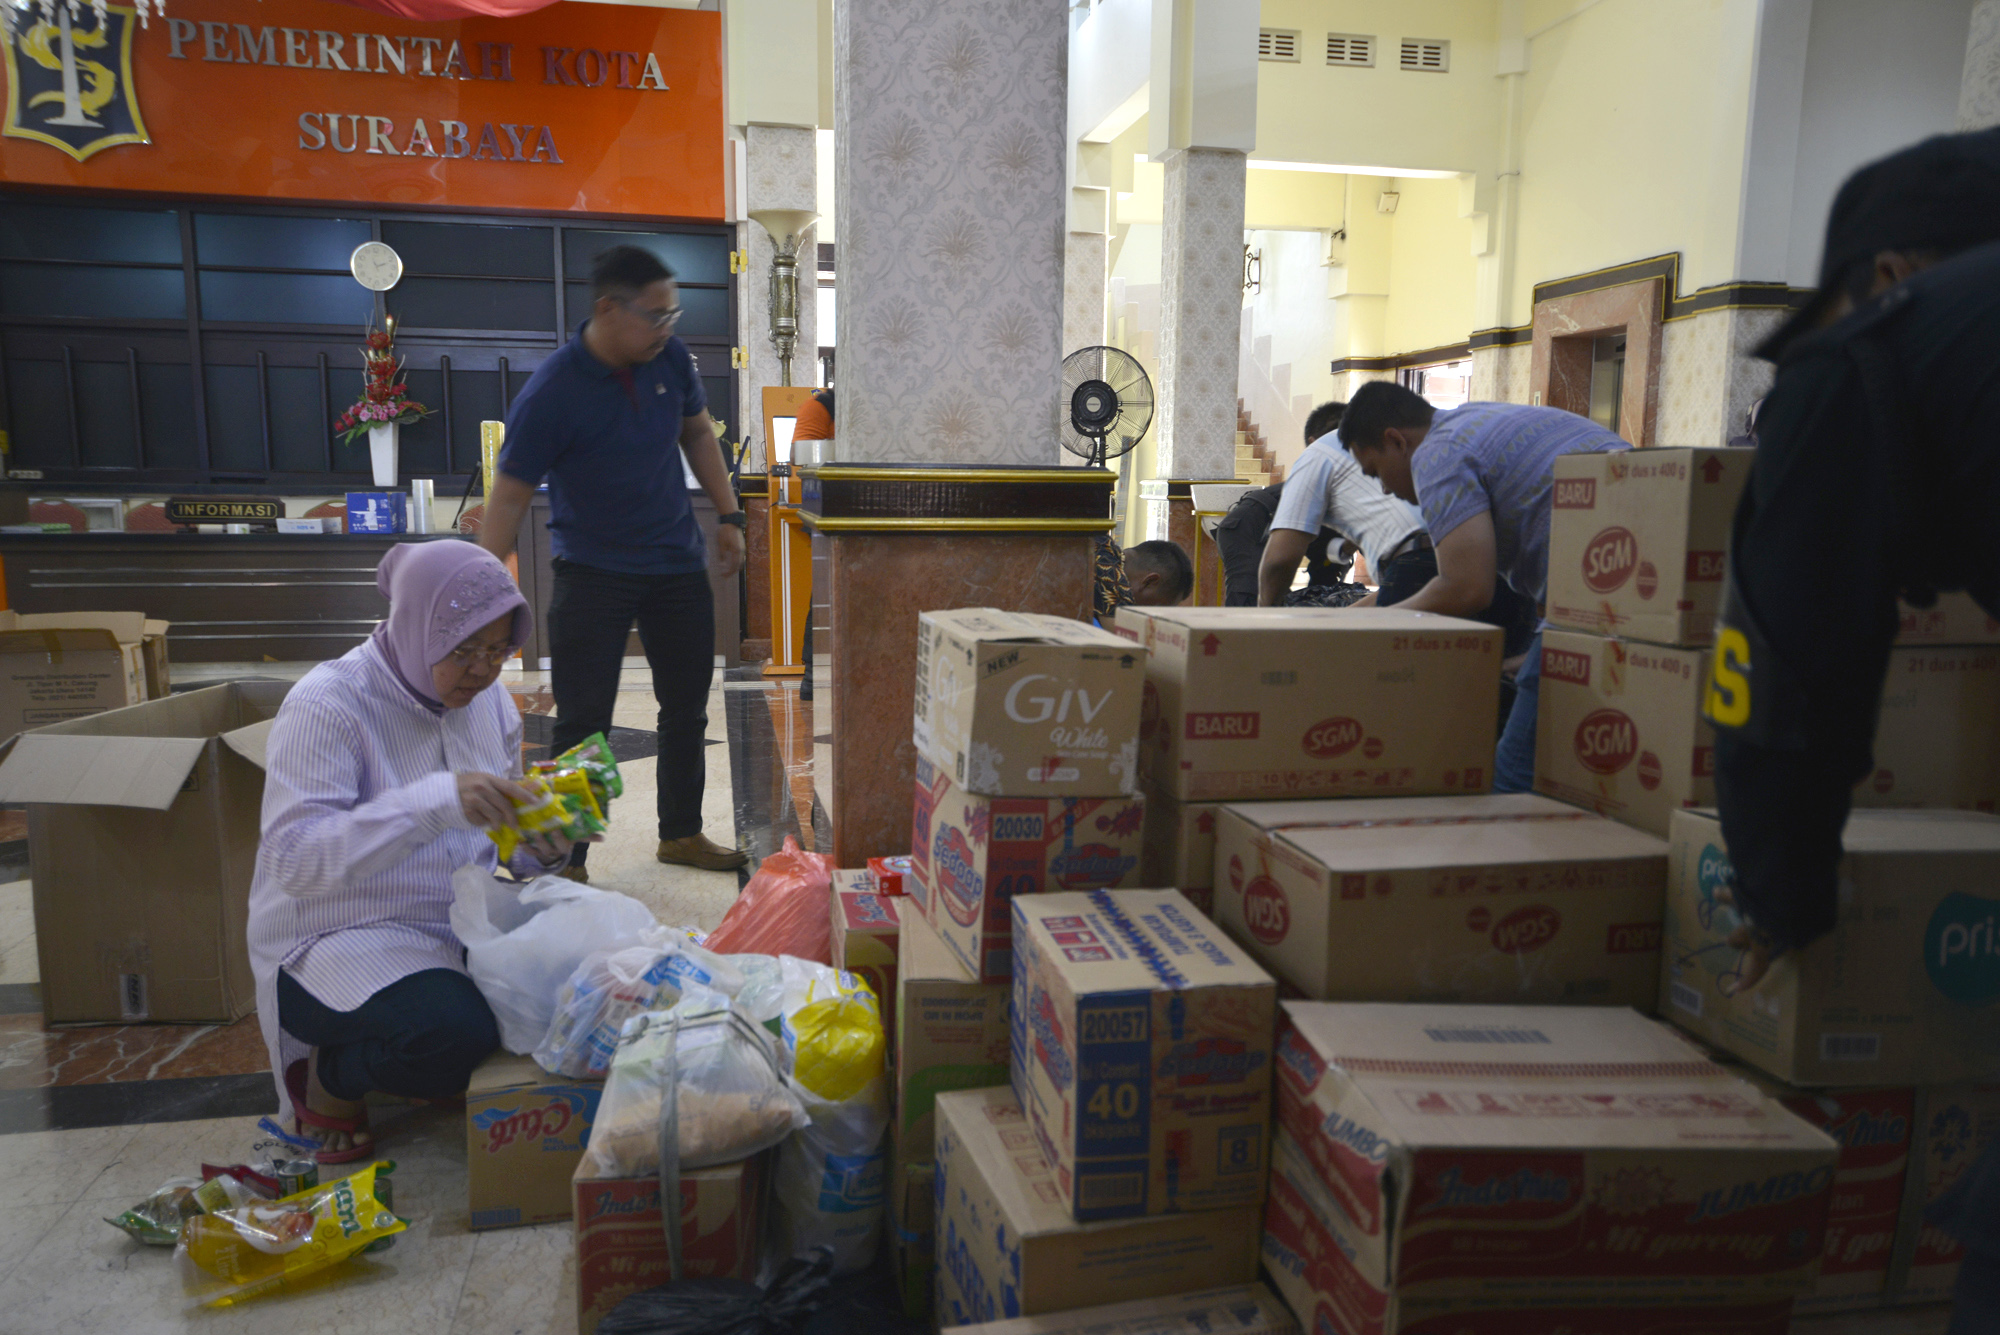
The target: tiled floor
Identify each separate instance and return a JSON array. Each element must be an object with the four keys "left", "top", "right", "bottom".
[{"left": 0, "top": 659, "right": 822, "bottom": 1331}]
